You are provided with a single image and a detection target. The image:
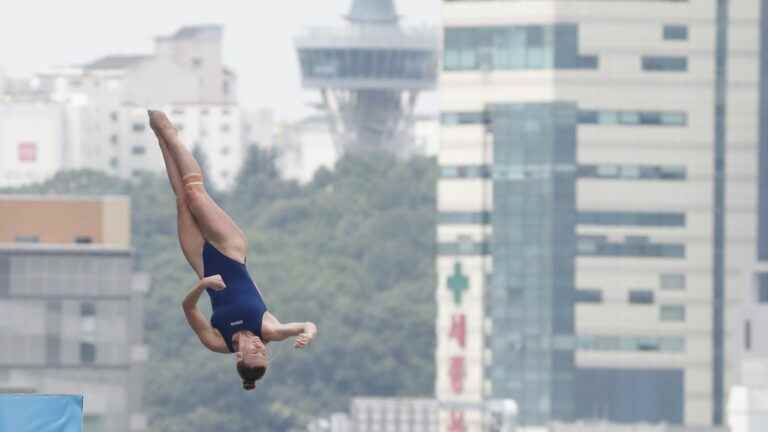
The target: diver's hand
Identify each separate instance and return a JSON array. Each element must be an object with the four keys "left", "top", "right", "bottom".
[
  {"left": 200, "top": 275, "right": 226, "bottom": 291},
  {"left": 294, "top": 322, "right": 317, "bottom": 349}
]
